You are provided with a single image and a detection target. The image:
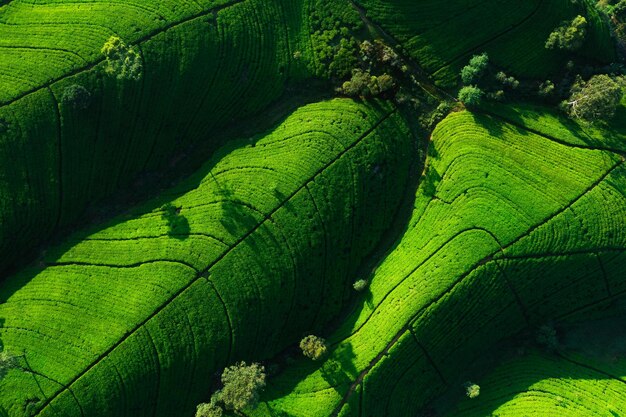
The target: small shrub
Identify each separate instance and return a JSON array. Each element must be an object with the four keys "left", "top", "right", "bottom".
[
  {"left": 464, "top": 382, "right": 480, "bottom": 399},
  {"left": 215, "top": 362, "right": 266, "bottom": 412},
  {"left": 62, "top": 84, "right": 92, "bottom": 110},
  {"left": 545, "top": 16, "right": 587, "bottom": 51},
  {"left": 458, "top": 86, "right": 483, "bottom": 107},
  {"left": 495, "top": 72, "right": 519, "bottom": 89},
  {"left": 300, "top": 335, "right": 328, "bottom": 360},
  {"left": 353, "top": 279, "right": 369, "bottom": 292},
  {"left": 538, "top": 80, "right": 555, "bottom": 97},
  {"left": 536, "top": 324, "right": 559, "bottom": 351},
  {"left": 101, "top": 36, "right": 143, "bottom": 80}
]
